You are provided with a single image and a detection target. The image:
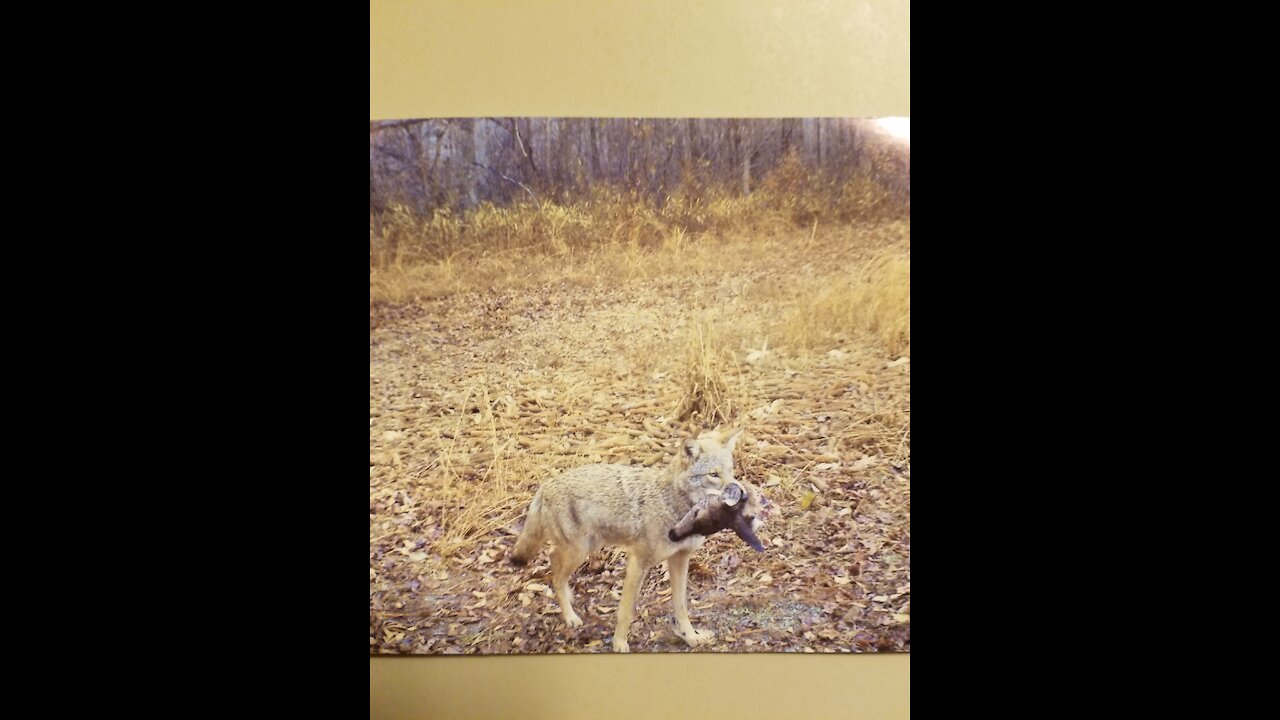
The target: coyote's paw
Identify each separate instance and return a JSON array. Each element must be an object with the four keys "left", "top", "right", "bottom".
[
  {"left": 612, "top": 637, "right": 630, "bottom": 653},
  {"left": 563, "top": 611, "right": 584, "bottom": 629},
  {"left": 676, "top": 626, "right": 715, "bottom": 648}
]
